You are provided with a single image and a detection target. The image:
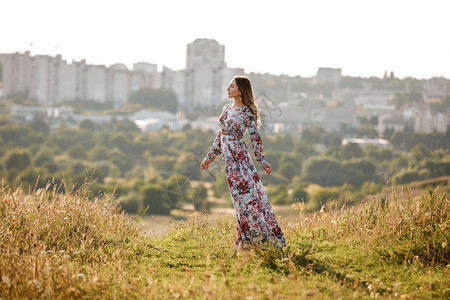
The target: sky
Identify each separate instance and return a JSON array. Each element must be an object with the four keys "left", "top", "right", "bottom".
[{"left": 1, "top": 0, "right": 449, "bottom": 79}]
